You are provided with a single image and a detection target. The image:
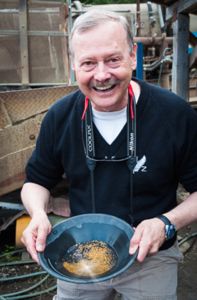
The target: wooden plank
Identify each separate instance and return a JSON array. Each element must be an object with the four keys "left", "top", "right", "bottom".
[
  {"left": 0, "top": 85, "right": 78, "bottom": 195},
  {"left": 0, "top": 100, "right": 12, "bottom": 129},
  {"left": 0, "top": 146, "right": 34, "bottom": 196},
  {"left": 0, "top": 2, "right": 70, "bottom": 85},
  {"left": 0, "top": 85, "right": 77, "bottom": 124},
  {"left": 190, "top": 45, "right": 197, "bottom": 68},
  {"left": 0, "top": 113, "right": 44, "bottom": 157},
  {"left": 171, "top": 13, "right": 189, "bottom": 100},
  {"left": 19, "top": 0, "right": 29, "bottom": 85},
  {"left": 166, "top": 0, "right": 197, "bottom": 21},
  {"left": 150, "top": 1, "right": 177, "bottom": 5},
  {"left": 0, "top": 1, "right": 62, "bottom": 10}
]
